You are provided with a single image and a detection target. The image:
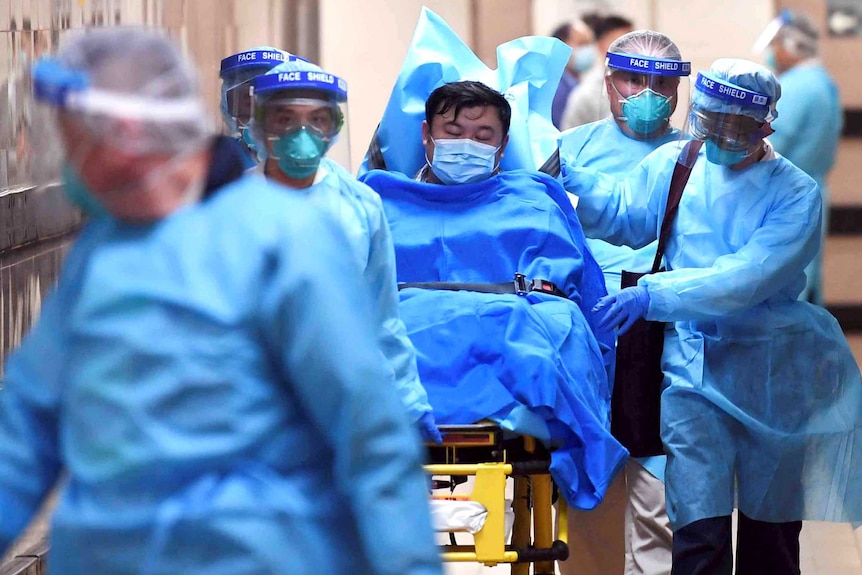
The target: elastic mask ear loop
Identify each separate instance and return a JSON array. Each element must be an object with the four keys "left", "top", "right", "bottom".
[{"left": 608, "top": 76, "right": 632, "bottom": 122}]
